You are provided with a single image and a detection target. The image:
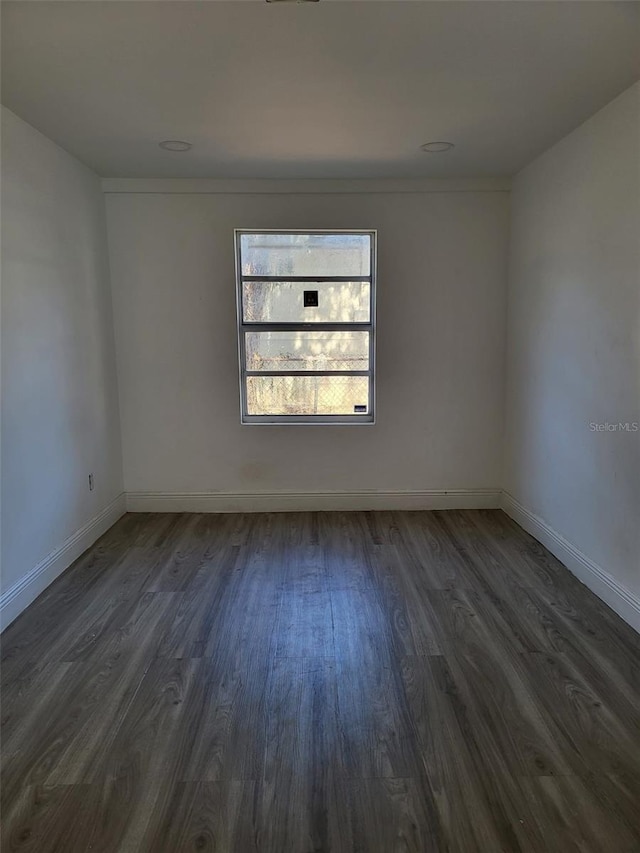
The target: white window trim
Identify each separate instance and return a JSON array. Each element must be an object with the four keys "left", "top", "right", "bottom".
[{"left": 234, "top": 229, "right": 377, "bottom": 425}]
